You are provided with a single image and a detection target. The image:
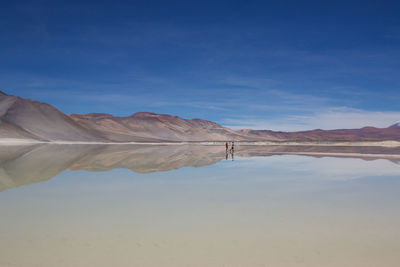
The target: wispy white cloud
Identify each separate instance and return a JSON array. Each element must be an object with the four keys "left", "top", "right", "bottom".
[{"left": 223, "top": 107, "right": 400, "bottom": 131}]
